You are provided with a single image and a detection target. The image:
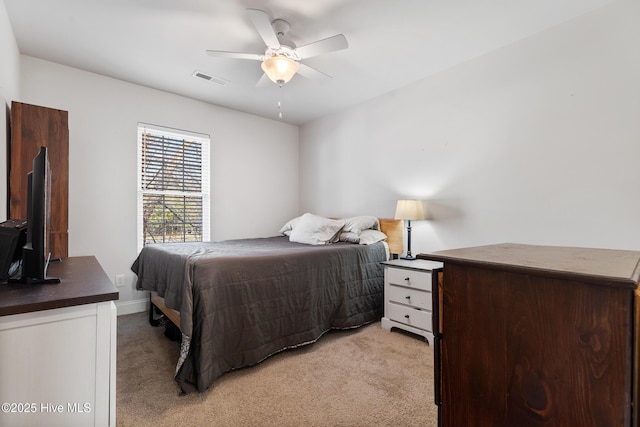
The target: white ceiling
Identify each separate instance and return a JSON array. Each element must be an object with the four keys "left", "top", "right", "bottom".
[{"left": 4, "top": 0, "right": 613, "bottom": 125}]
